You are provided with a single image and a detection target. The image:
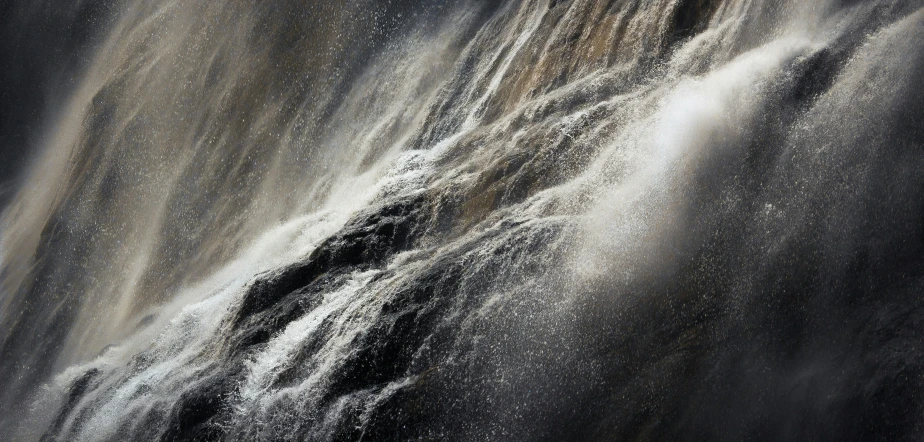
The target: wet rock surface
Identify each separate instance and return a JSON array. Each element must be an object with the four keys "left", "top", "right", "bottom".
[{"left": 10, "top": 0, "right": 924, "bottom": 441}]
